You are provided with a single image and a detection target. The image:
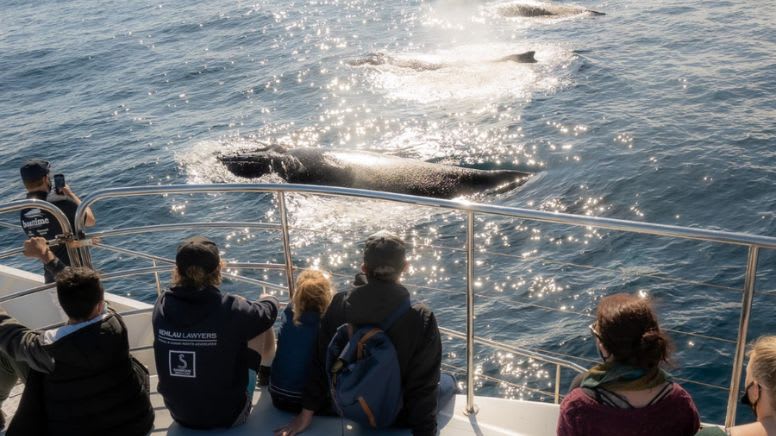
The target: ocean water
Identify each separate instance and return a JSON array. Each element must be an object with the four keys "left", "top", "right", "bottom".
[{"left": 2, "top": 0, "right": 776, "bottom": 425}]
